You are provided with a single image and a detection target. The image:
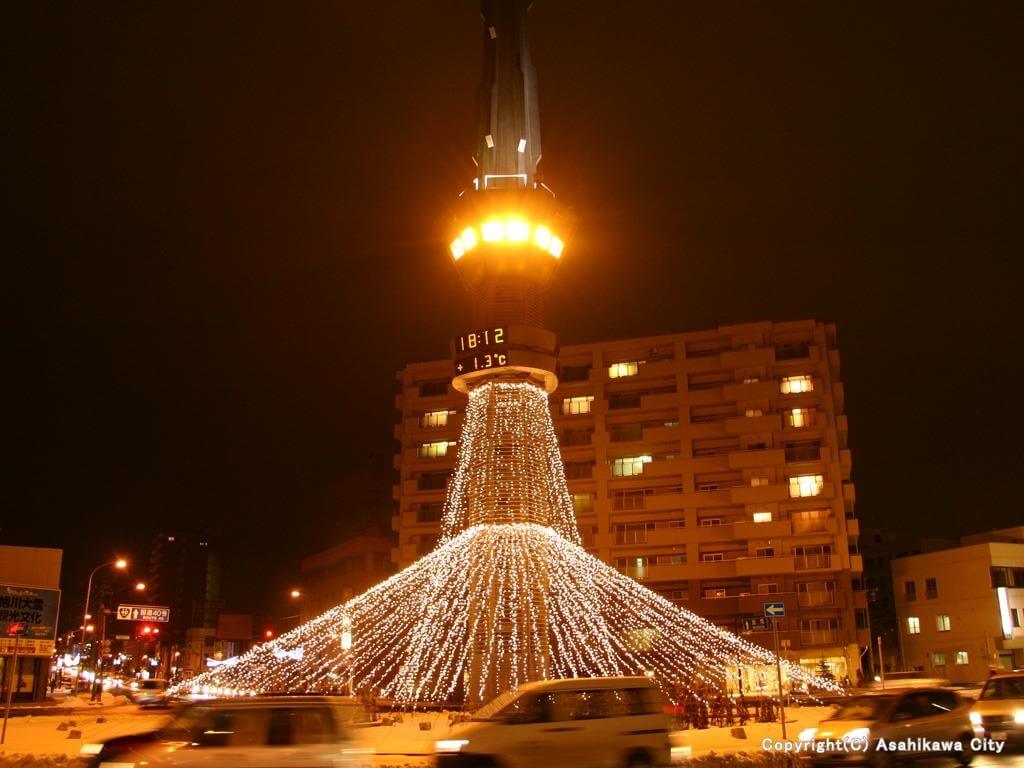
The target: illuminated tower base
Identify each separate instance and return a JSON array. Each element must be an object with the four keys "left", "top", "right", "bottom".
[{"left": 176, "top": 382, "right": 840, "bottom": 705}]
